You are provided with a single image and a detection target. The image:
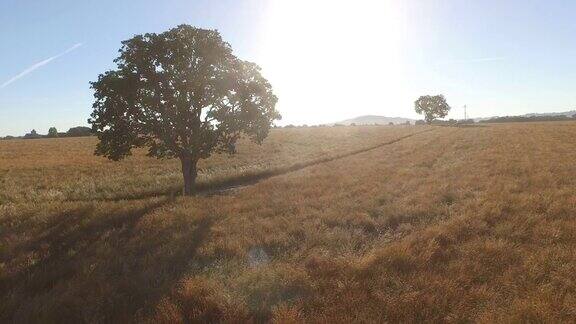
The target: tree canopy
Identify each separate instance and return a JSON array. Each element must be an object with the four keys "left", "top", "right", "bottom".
[
  {"left": 67, "top": 126, "right": 92, "bottom": 137},
  {"left": 414, "top": 95, "right": 451, "bottom": 124},
  {"left": 89, "top": 25, "right": 280, "bottom": 195},
  {"left": 47, "top": 127, "right": 58, "bottom": 138}
]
